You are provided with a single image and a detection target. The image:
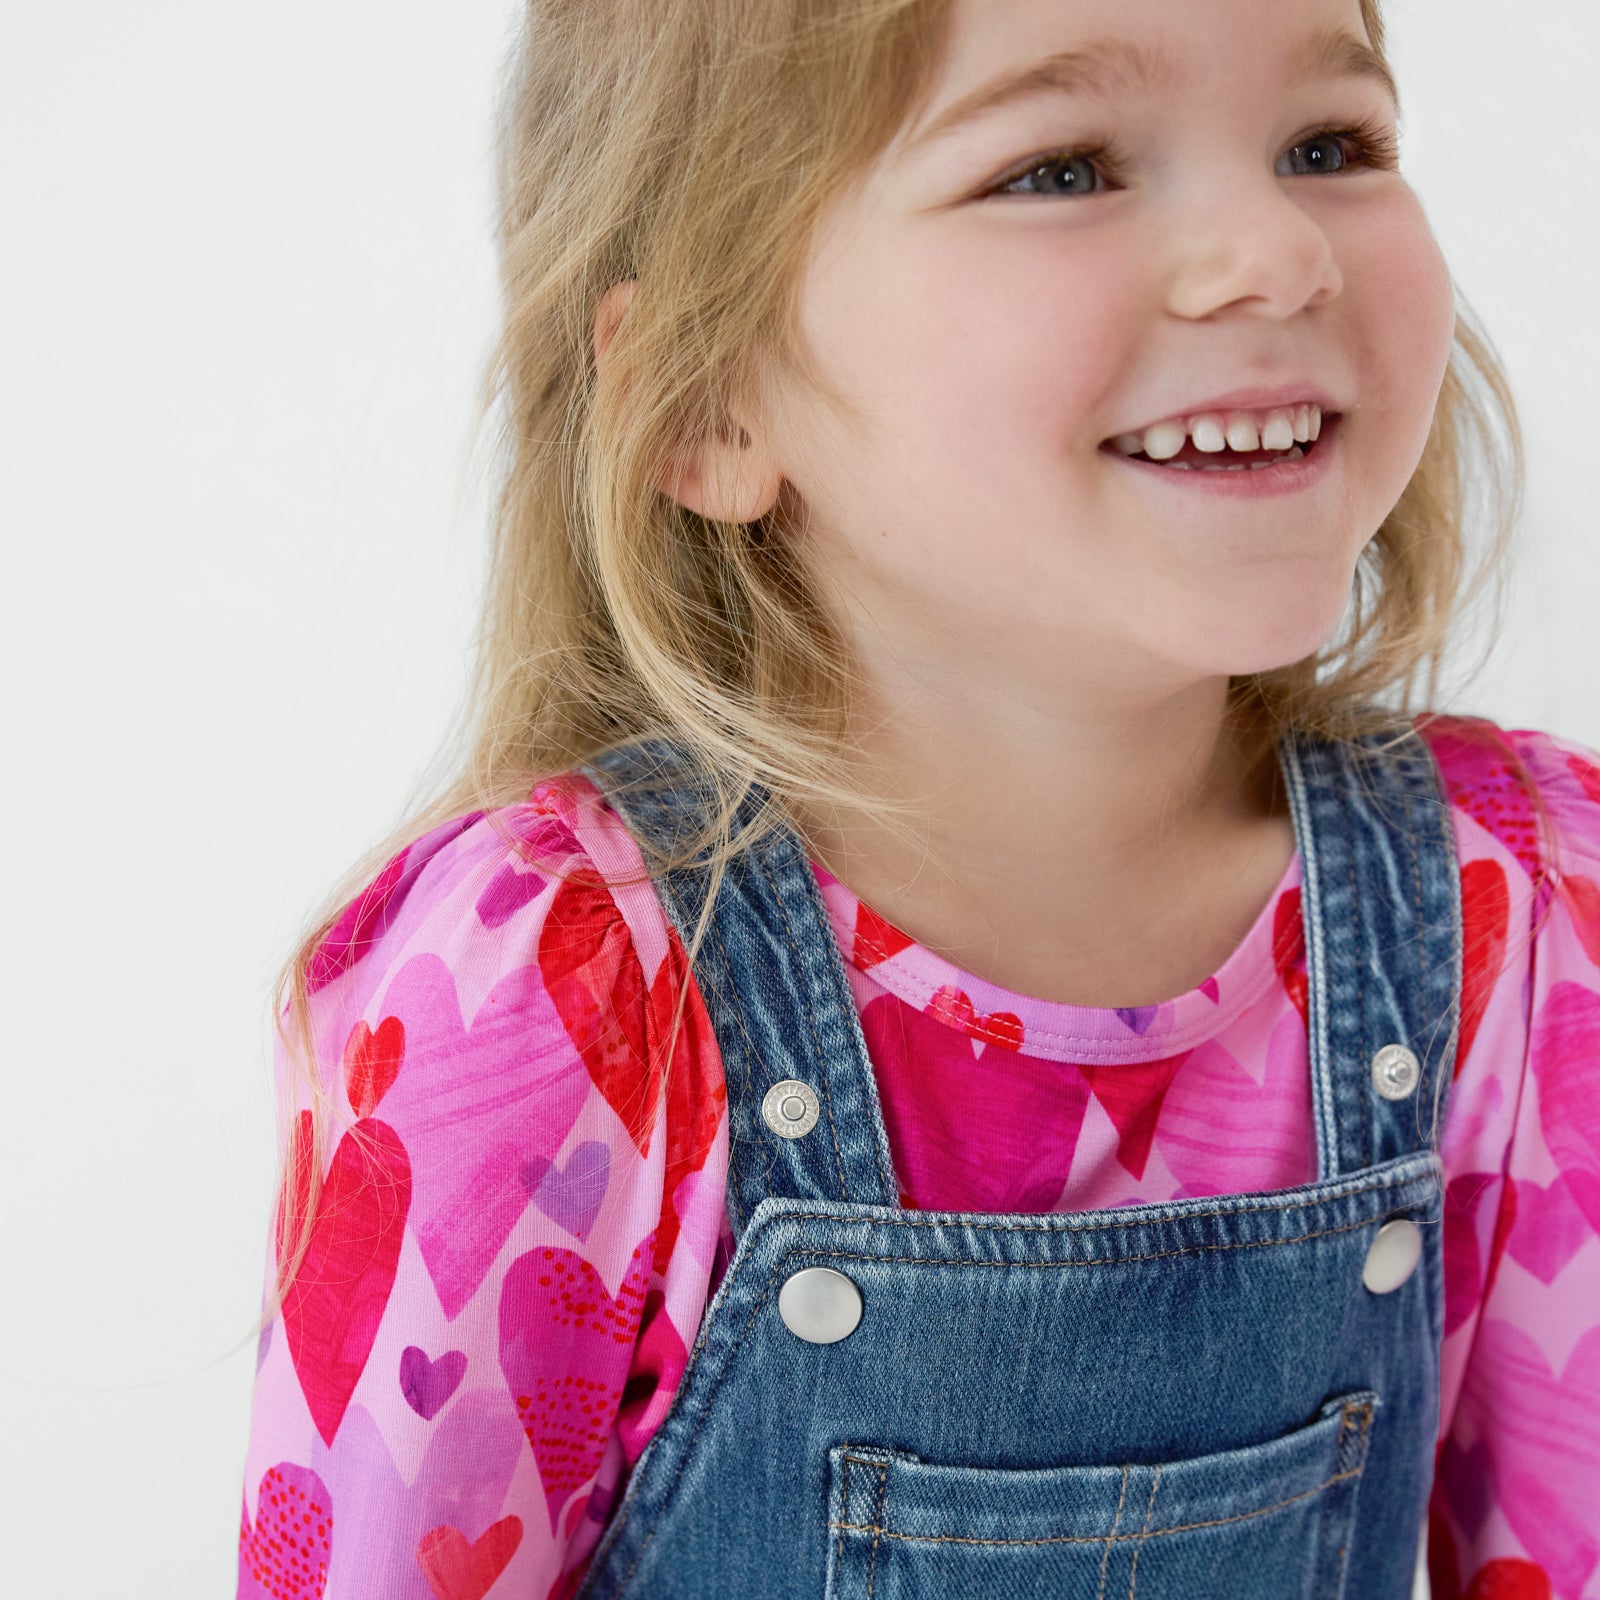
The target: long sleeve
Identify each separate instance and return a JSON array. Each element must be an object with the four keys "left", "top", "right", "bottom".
[
  {"left": 237, "top": 775, "right": 730, "bottom": 1600},
  {"left": 1427, "top": 724, "right": 1600, "bottom": 1600}
]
